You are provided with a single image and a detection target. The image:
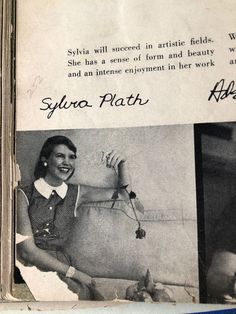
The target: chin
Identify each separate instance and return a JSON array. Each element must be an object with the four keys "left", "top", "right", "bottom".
[{"left": 56, "top": 170, "right": 74, "bottom": 182}]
